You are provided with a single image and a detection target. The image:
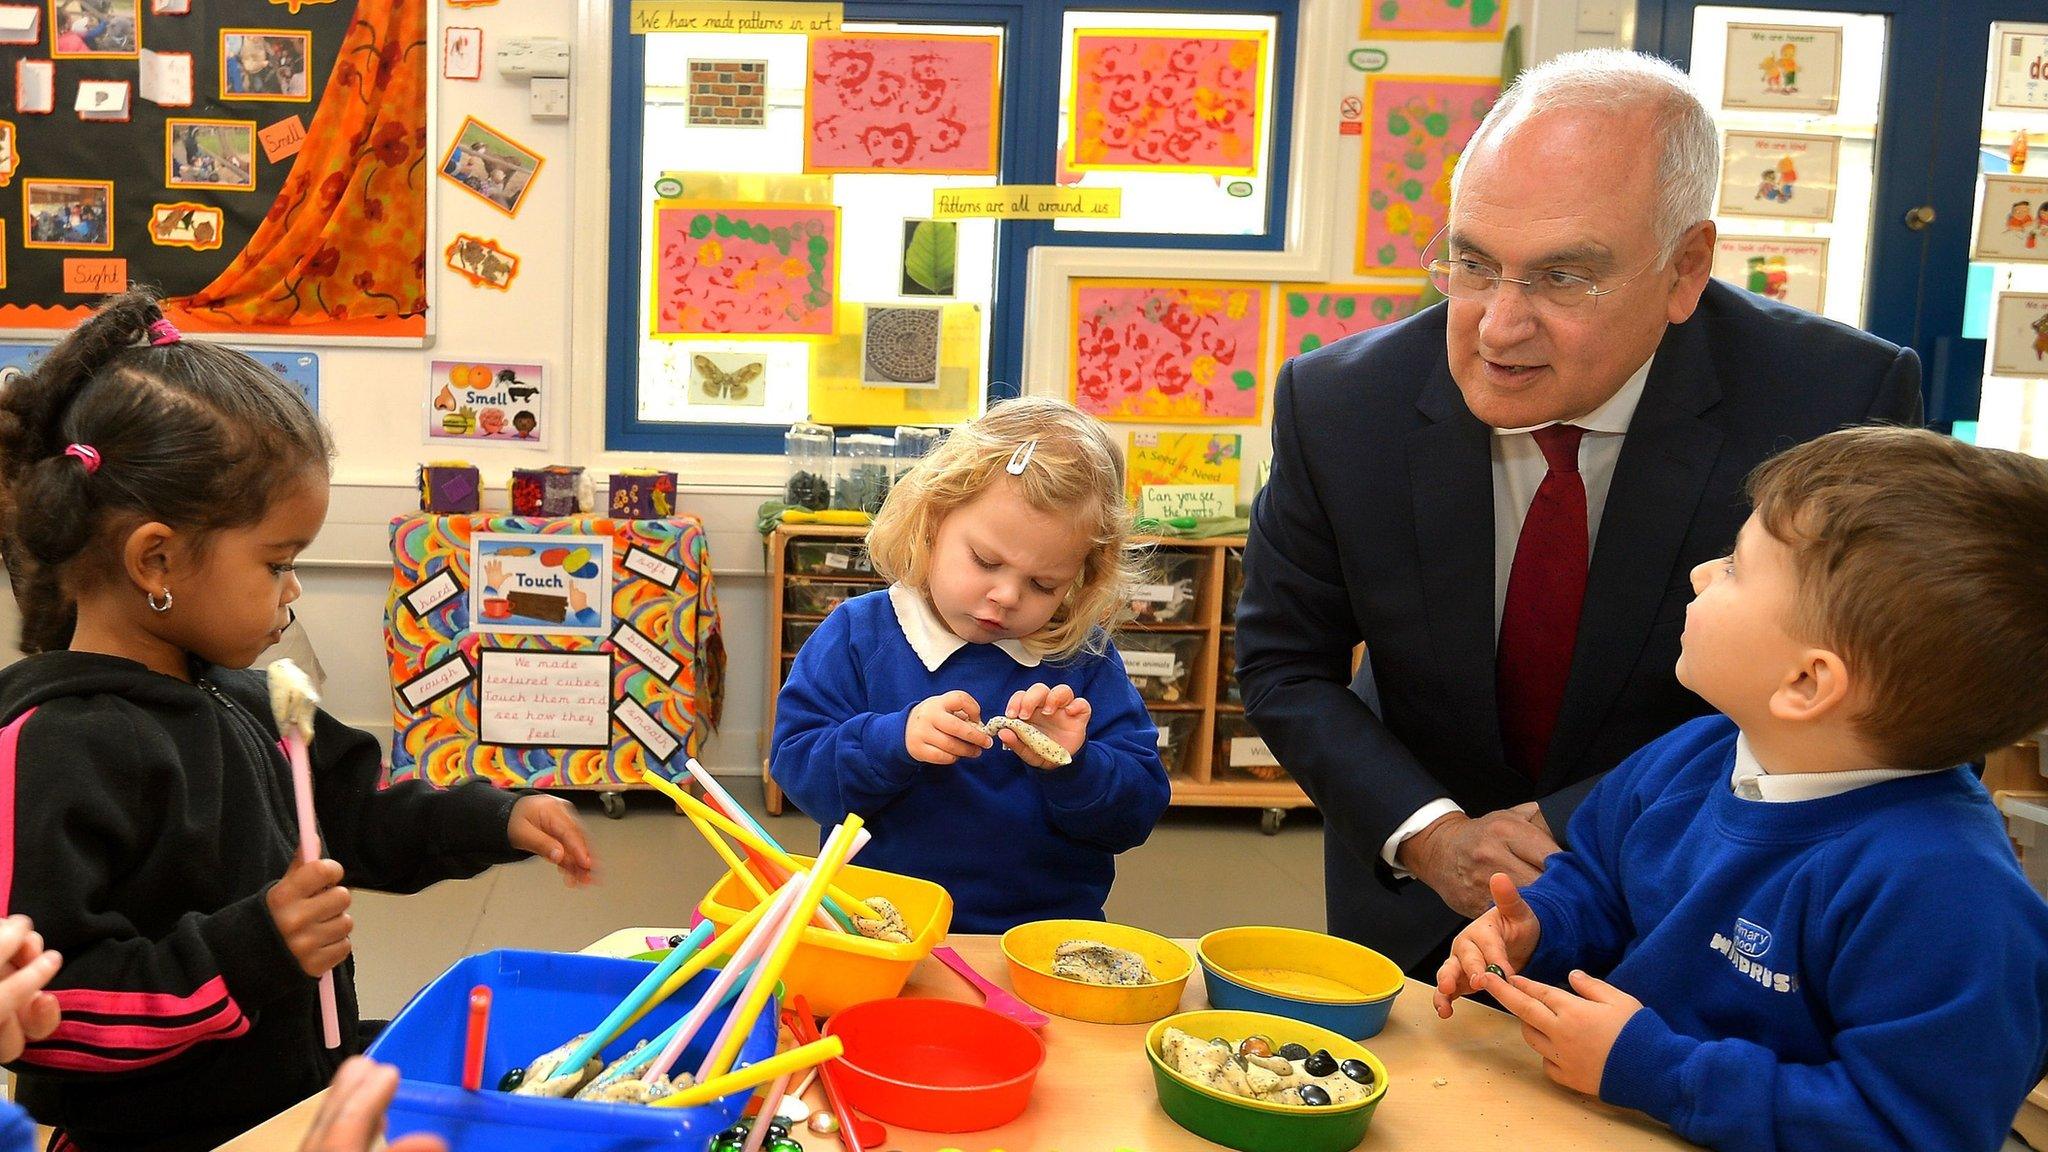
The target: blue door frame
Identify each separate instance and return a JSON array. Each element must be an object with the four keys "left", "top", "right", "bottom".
[
  {"left": 1641, "top": 0, "right": 2032, "bottom": 424},
  {"left": 604, "top": 0, "right": 1300, "bottom": 454}
]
